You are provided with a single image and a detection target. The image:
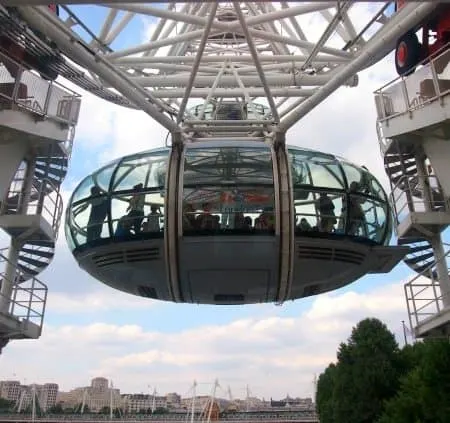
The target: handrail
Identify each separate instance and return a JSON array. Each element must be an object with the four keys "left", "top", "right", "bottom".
[
  {"left": 375, "top": 41, "right": 450, "bottom": 94},
  {"left": 0, "top": 250, "right": 48, "bottom": 333},
  {"left": 389, "top": 173, "right": 446, "bottom": 232},
  {"left": 0, "top": 48, "right": 81, "bottom": 125},
  {"left": 1, "top": 176, "right": 64, "bottom": 240},
  {"left": 374, "top": 41, "right": 450, "bottom": 126},
  {"left": 404, "top": 246, "right": 450, "bottom": 331},
  {"left": 38, "top": 178, "right": 64, "bottom": 239}
]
